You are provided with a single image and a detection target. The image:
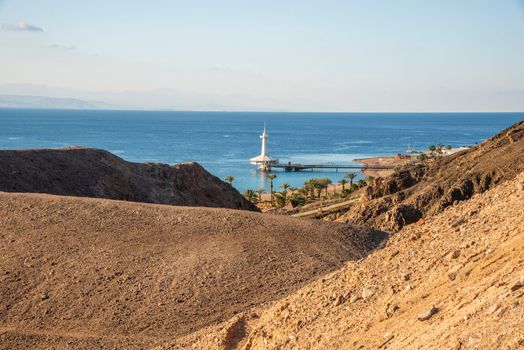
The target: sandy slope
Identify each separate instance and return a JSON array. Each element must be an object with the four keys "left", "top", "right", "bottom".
[
  {"left": 176, "top": 173, "right": 524, "bottom": 350},
  {"left": 0, "top": 192, "right": 384, "bottom": 349}
]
